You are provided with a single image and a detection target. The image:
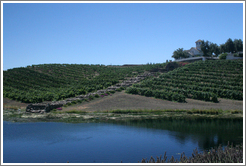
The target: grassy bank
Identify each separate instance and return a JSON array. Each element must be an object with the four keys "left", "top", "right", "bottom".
[{"left": 3, "top": 108, "right": 243, "bottom": 123}]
